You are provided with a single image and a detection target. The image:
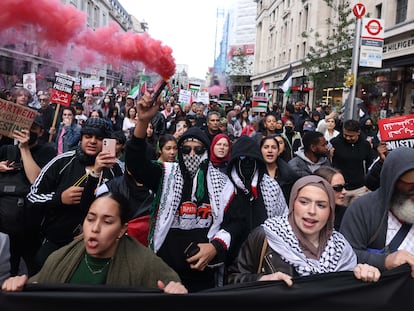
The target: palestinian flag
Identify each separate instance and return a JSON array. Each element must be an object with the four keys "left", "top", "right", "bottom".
[
  {"left": 252, "top": 80, "right": 268, "bottom": 113},
  {"left": 255, "top": 80, "right": 266, "bottom": 92},
  {"left": 280, "top": 65, "right": 293, "bottom": 97}
]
